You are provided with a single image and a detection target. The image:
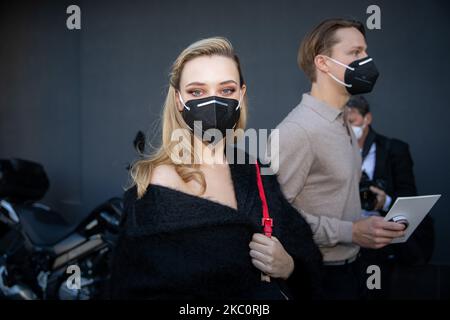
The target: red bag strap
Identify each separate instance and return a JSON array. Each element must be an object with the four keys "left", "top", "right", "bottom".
[{"left": 255, "top": 161, "right": 273, "bottom": 237}]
